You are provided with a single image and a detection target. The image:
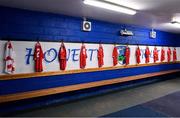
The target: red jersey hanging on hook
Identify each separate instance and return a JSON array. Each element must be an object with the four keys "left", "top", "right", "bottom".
[
  {"left": 112, "top": 45, "right": 118, "bottom": 66},
  {"left": 80, "top": 43, "right": 87, "bottom": 69},
  {"left": 161, "top": 47, "right": 165, "bottom": 62},
  {"left": 4, "top": 41, "right": 15, "bottom": 74},
  {"left": 34, "top": 42, "right": 44, "bottom": 72},
  {"left": 59, "top": 42, "right": 67, "bottom": 70},
  {"left": 125, "top": 45, "right": 130, "bottom": 65},
  {"left": 173, "top": 48, "right": 177, "bottom": 62},
  {"left": 136, "top": 46, "right": 141, "bottom": 64},
  {"left": 153, "top": 47, "right": 159, "bottom": 63},
  {"left": 167, "top": 47, "right": 171, "bottom": 62},
  {"left": 97, "top": 44, "right": 104, "bottom": 68},
  {"left": 145, "top": 46, "right": 150, "bottom": 63}
]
